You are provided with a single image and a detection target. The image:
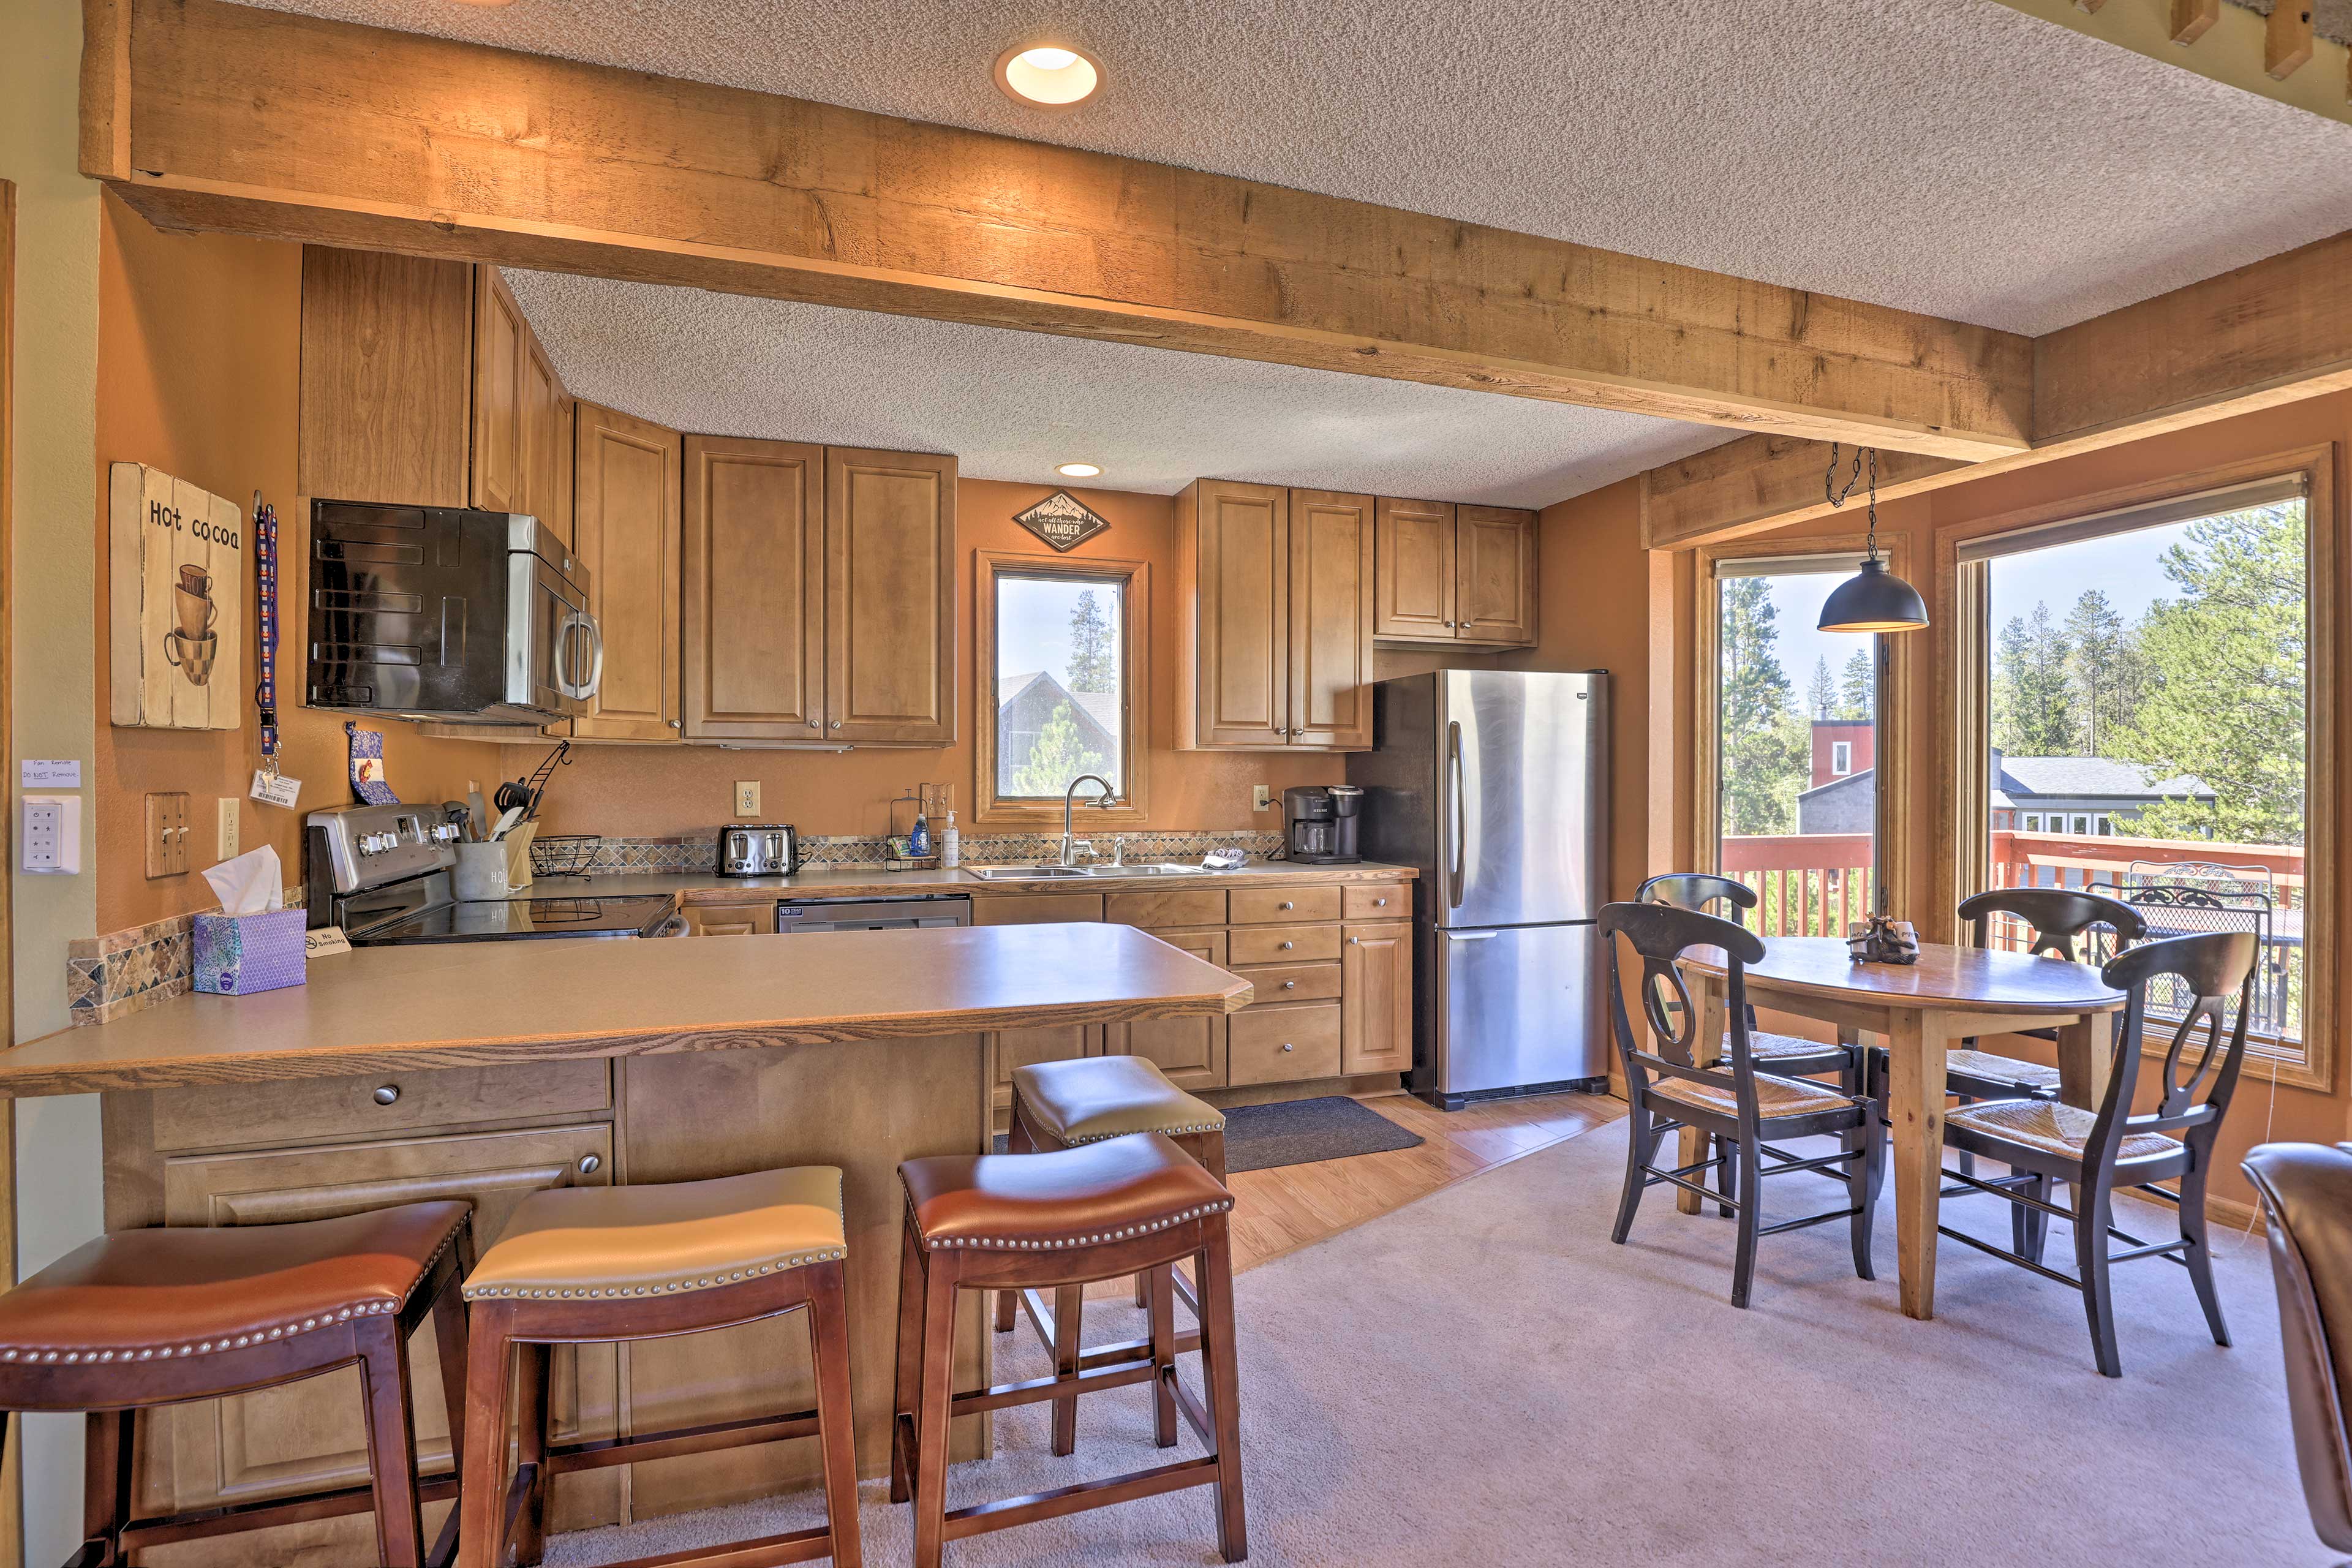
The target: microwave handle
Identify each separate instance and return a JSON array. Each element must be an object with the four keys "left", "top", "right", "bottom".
[{"left": 573, "top": 609, "right": 605, "bottom": 701}]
